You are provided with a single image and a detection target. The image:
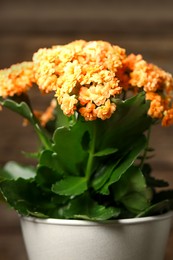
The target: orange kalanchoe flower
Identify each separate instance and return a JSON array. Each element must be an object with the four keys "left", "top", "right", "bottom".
[
  {"left": 95, "top": 99, "right": 116, "bottom": 120},
  {"left": 0, "top": 40, "right": 173, "bottom": 125},
  {"left": 33, "top": 40, "right": 126, "bottom": 120},
  {"left": 33, "top": 47, "right": 62, "bottom": 93},
  {"left": 130, "top": 59, "right": 173, "bottom": 93},
  {"left": 162, "top": 108, "right": 173, "bottom": 126},
  {"left": 119, "top": 53, "right": 173, "bottom": 122},
  {"left": 117, "top": 54, "right": 143, "bottom": 91},
  {"left": 60, "top": 94, "right": 78, "bottom": 116},
  {"left": 0, "top": 62, "right": 34, "bottom": 98},
  {"left": 146, "top": 92, "right": 165, "bottom": 119},
  {"left": 79, "top": 102, "right": 97, "bottom": 121},
  {"left": 119, "top": 53, "right": 173, "bottom": 94}
]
